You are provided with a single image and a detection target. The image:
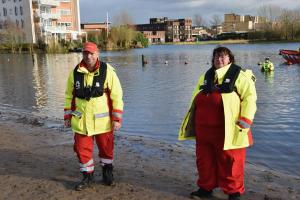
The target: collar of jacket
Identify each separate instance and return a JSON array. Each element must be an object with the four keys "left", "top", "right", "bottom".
[
  {"left": 214, "top": 63, "right": 231, "bottom": 83},
  {"left": 78, "top": 59, "right": 100, "bottom": 74}
]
